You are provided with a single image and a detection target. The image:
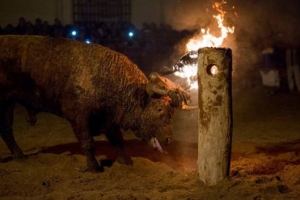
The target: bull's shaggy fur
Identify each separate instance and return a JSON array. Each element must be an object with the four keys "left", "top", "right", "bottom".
[{"left": 0, "top": 35, "right": 175, "bottom": 172}]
